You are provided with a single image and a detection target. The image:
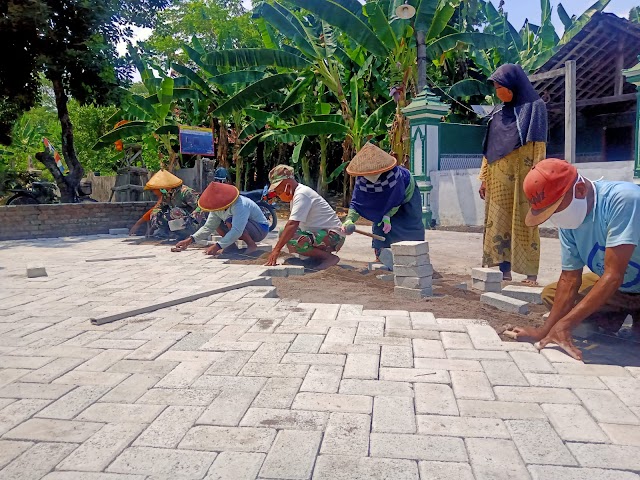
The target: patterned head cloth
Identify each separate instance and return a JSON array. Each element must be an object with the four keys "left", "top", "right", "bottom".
[{"left": 268, "top": 165, "right": 295, "bottom": 193}]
